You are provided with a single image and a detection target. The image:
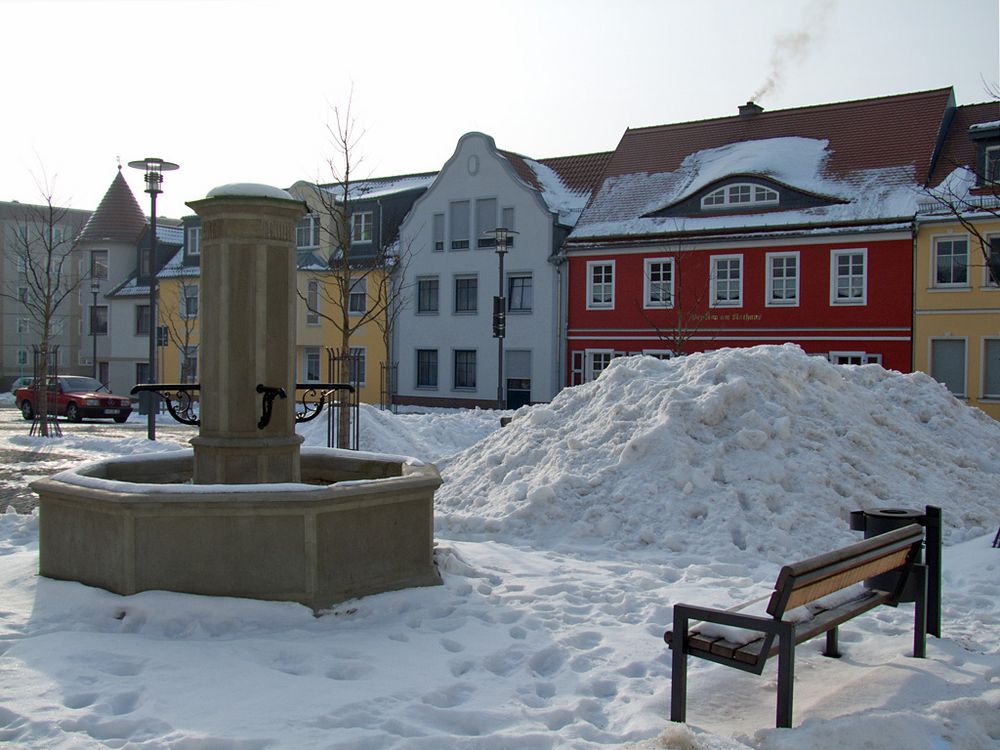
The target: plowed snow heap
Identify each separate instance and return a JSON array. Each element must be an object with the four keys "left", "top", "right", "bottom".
[{"left": 436, "top": 345, "right": 1000, "bottom": 561}]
